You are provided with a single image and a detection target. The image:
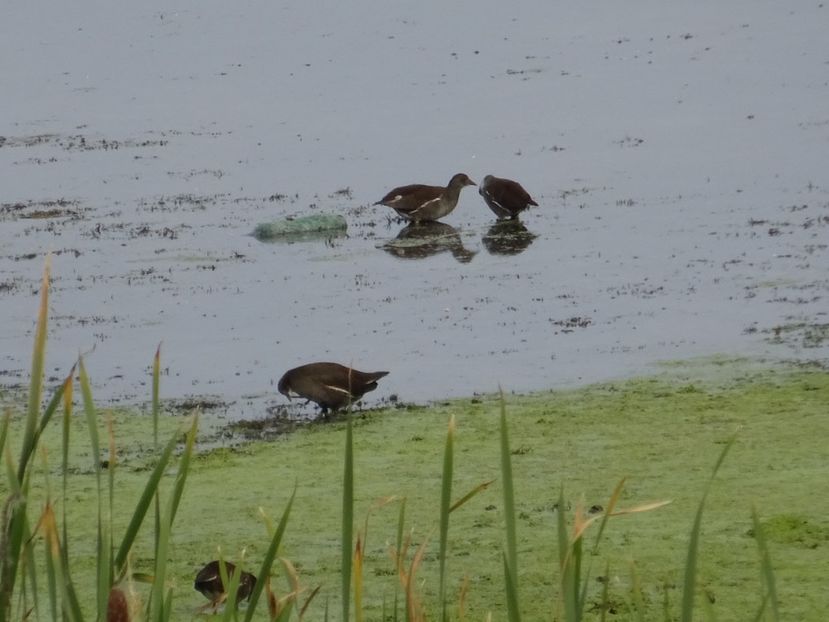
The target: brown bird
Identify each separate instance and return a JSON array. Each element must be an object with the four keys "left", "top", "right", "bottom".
[
  {"left": 278, "top": 362, "right": 389, "bottom": 414},
  {"left": 194, "top": 560, "right": 256, "bottom": 611},
  {"left": 374, "top": 173, "right": 476, "bottom": 222},
  {"left": 478, "top": 175, "right": 538, "bottom": 220}
]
